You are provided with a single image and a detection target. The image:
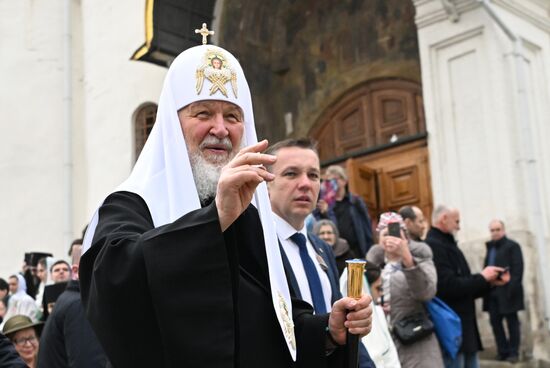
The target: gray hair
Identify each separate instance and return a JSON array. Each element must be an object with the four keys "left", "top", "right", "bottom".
[
  {"left": 431, "top": 205, "right": 451, "bottom": 224},
  {"left": 489, "top": 219, "right": 505, "bottom": 229},
  {"left": 325, "top": 165, "right": 347, "bottom": 181},
  {"left": 312, "top": 219, "right": 340, "bottom": 239}
]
